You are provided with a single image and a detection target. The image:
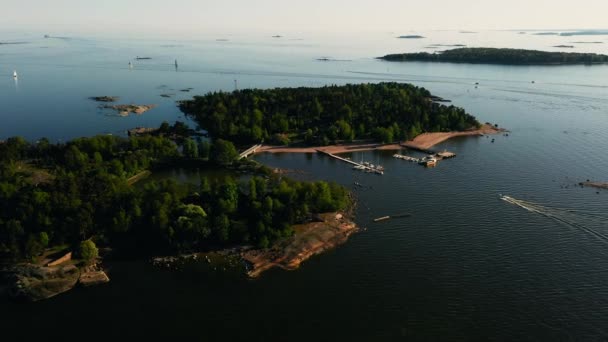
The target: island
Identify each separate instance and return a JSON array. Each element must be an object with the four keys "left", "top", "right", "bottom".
[
  {"left": 559, "top": 30, "right": 608, "bottom": 36},
  {"left": 101, "top": 104, "right": 157, "bottom": 116},
  {"left": 397, "top": 35, "right": 425, "bottom": 39},
  {"left": 179, "top": 82, "right": 480, "bottom": 146},
  {"left": 378, "top": 47, "right": 608, "bottom": 65},
  {"left": 533, "top": 32, "right": 560, "bottom": 36}
]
